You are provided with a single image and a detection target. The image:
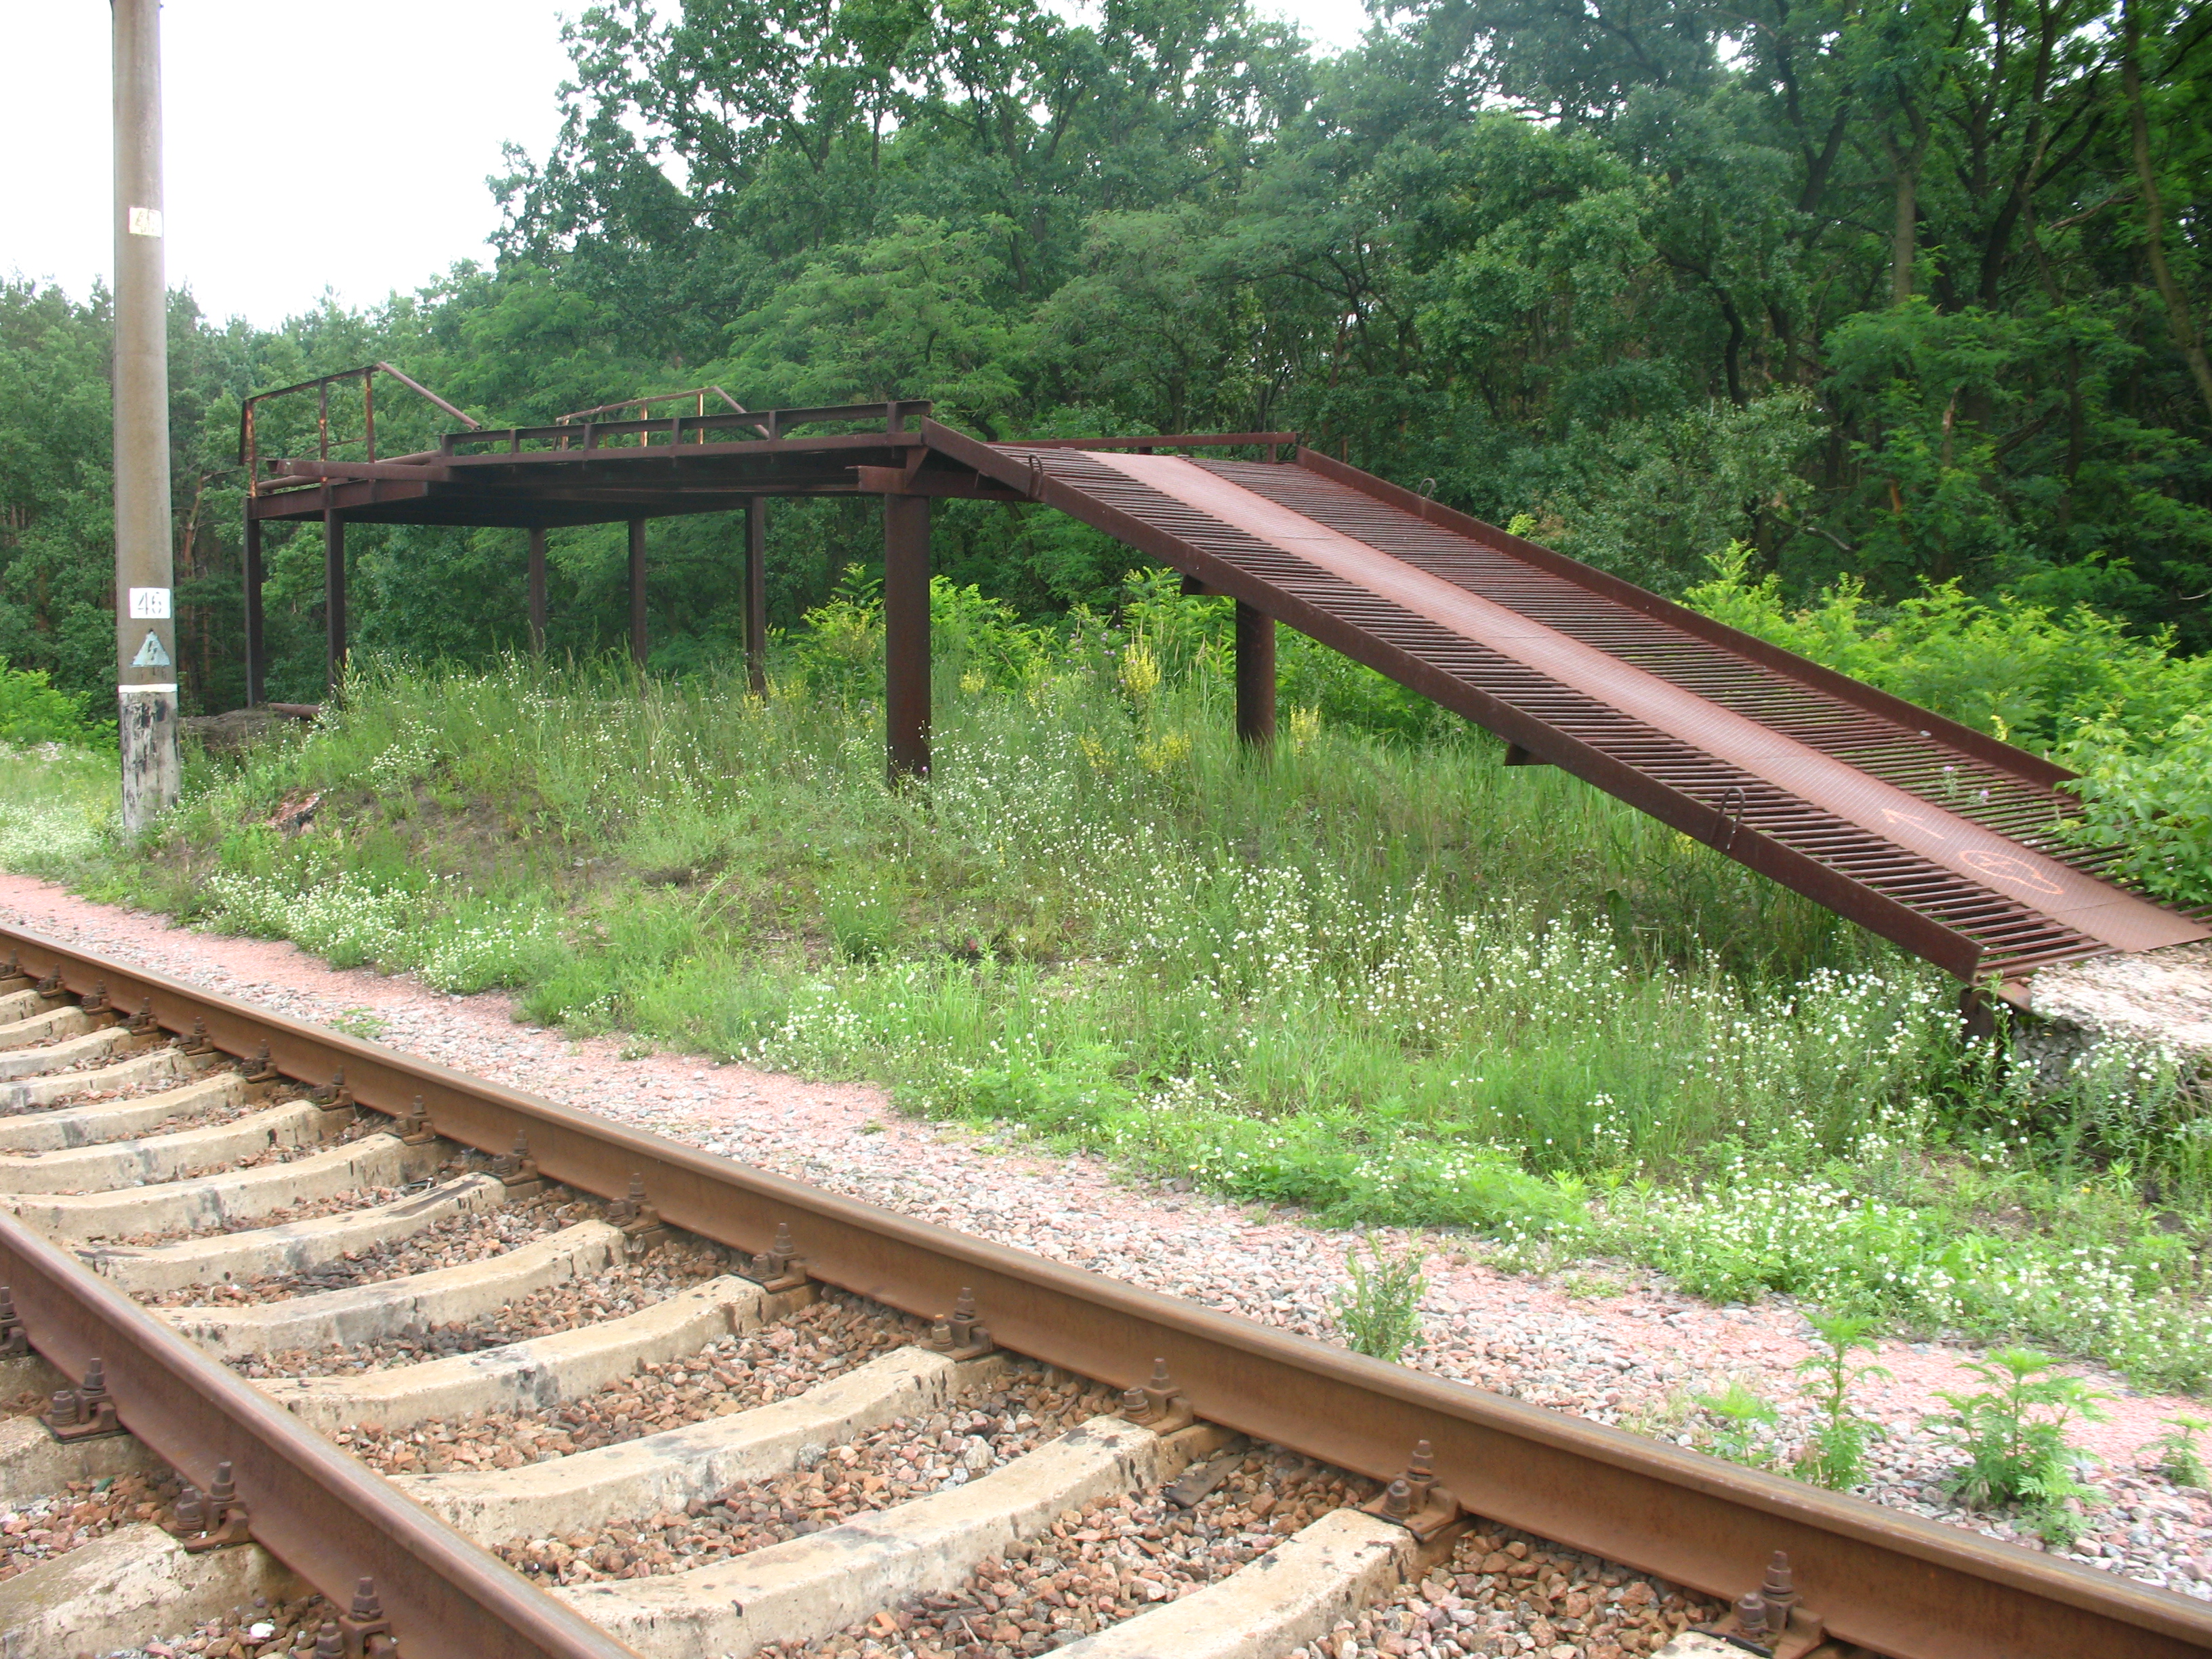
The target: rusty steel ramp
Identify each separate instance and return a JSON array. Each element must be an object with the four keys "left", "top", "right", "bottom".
[{"left": 927, "top": 424, "right": 2209, "bottom": 983}]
